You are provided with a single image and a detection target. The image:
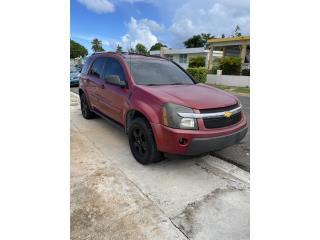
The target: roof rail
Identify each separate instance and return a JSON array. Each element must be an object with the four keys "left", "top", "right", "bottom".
[
  {"left": 91, "top": 51, "right": 127, "bottom": 56},
  {"left": 91, "top": 51, "right": 168, "bottom": 61},
  {"left": 91, "top": 51, "right": 105, "bottom": 55},
  {"left": 125, "top": 52, "right": 167, "bottom": 60}
]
